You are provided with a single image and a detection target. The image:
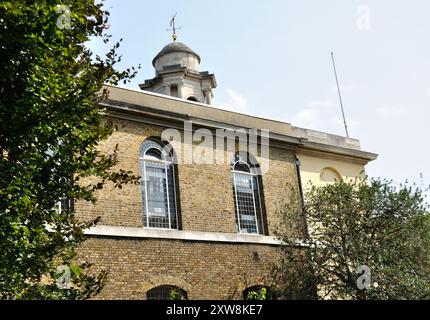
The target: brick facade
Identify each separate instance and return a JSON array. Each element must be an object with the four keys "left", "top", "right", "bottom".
[
  {"left": 79, "top": 238, "right": 281, "bottom": 300},
  {"left": 76, "top": 117, "right": 299, "bottom": 299}
]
